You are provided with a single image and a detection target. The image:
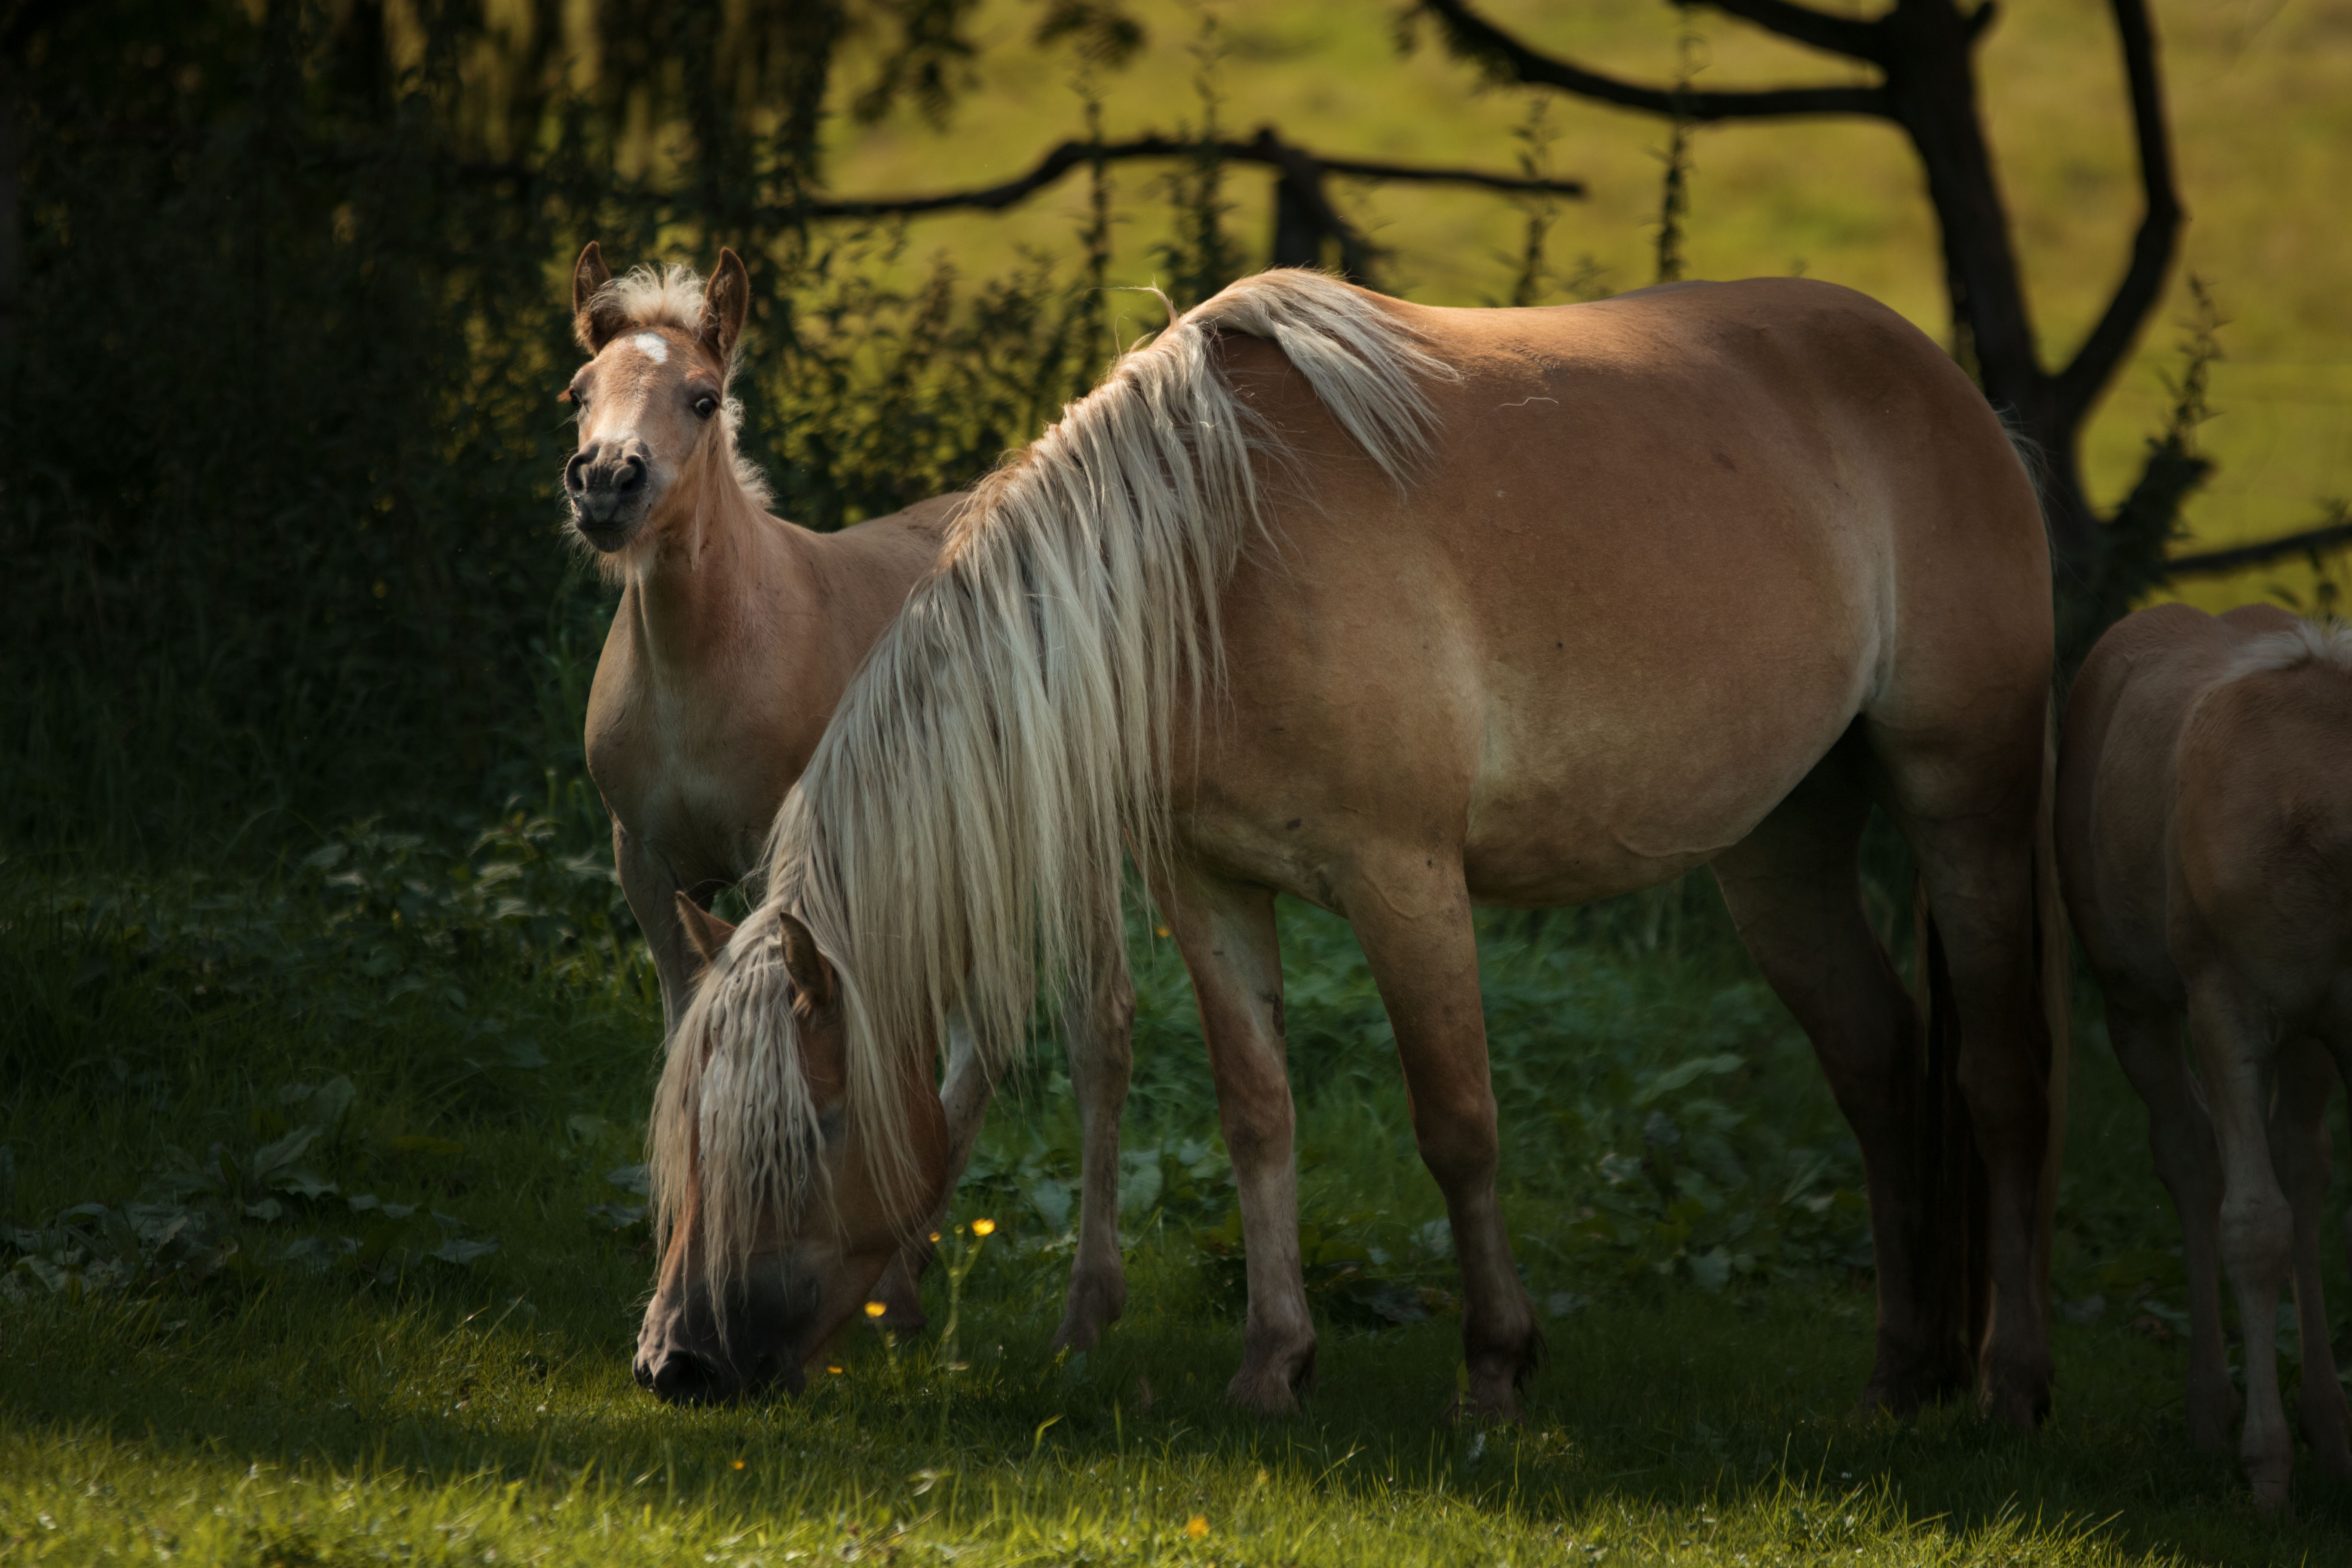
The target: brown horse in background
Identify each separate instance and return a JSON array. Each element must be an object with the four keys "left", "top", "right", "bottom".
[
  {"left": 557, "top": 244, "right": 1135, "bottom": 1363},
  {"left": 640, "top": 268, "right": 2068, "bottom": 1426},
  {"left": 2059, "top": 602, "right": 2352, "bottom": 1508}
]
